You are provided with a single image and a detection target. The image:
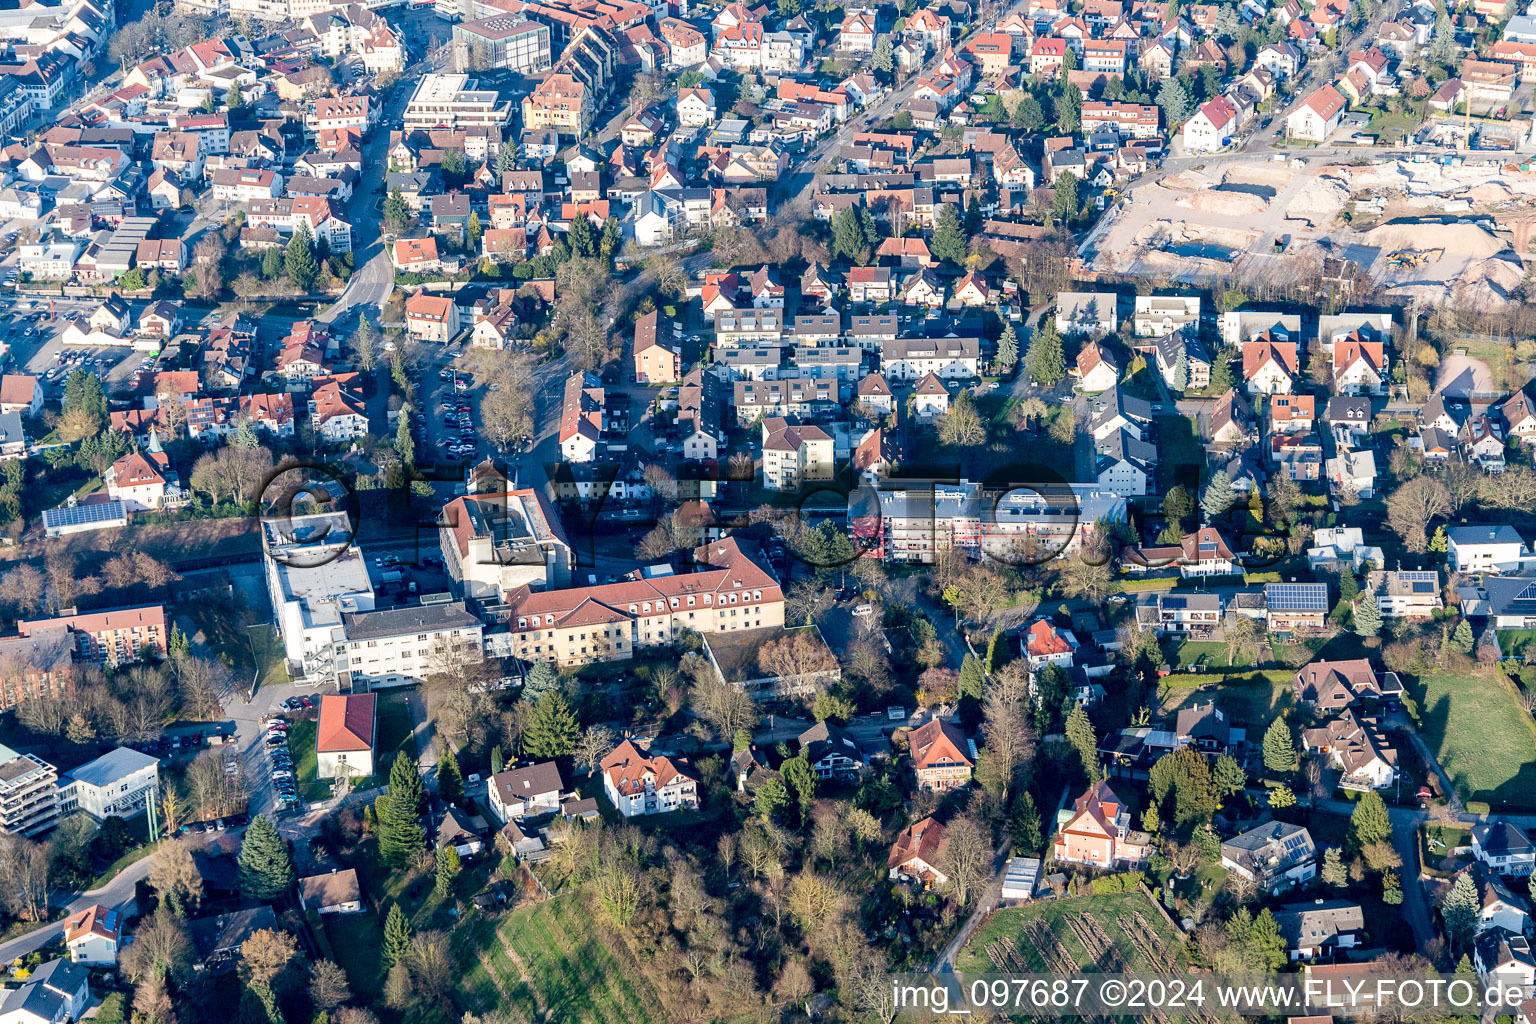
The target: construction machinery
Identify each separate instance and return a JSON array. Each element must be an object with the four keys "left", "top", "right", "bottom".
[{"left": 1384, "top": 248, "right": 1444, "bottom": 268}]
